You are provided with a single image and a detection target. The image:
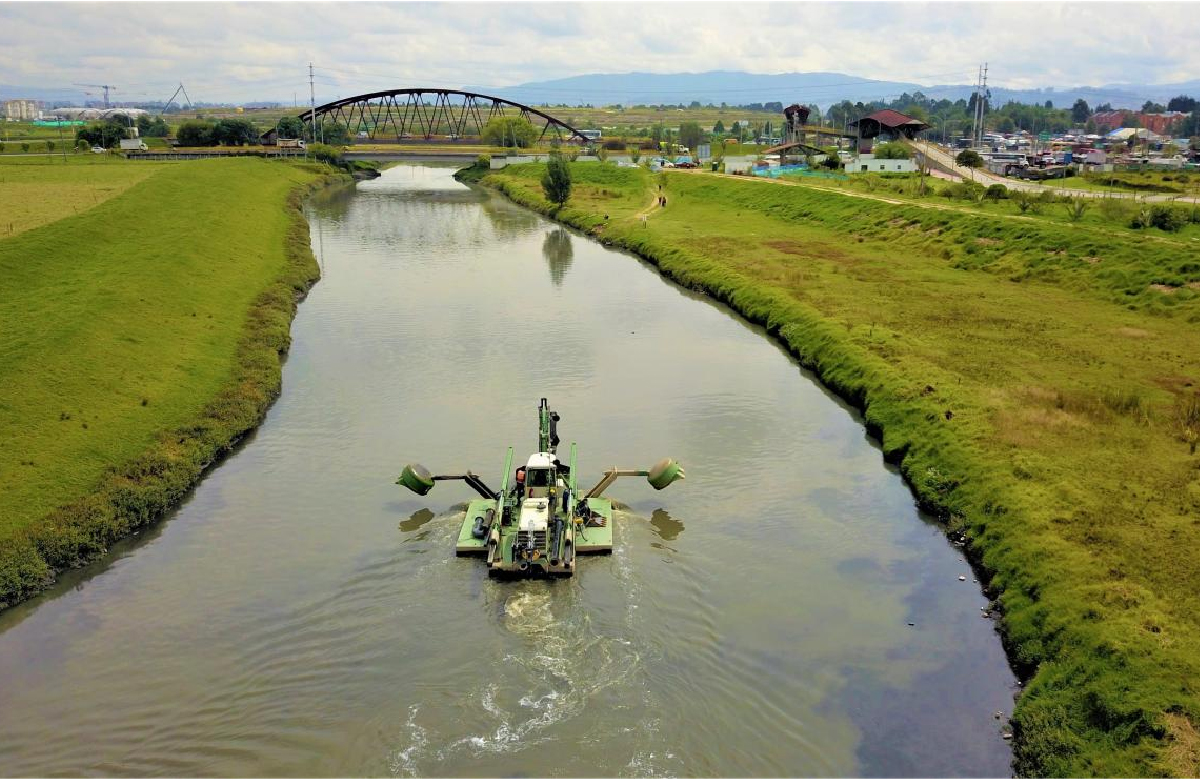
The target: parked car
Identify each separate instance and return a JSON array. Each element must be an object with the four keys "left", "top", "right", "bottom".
[{"left": 91, "top": 146, "right": 105, "bottom": 154}]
